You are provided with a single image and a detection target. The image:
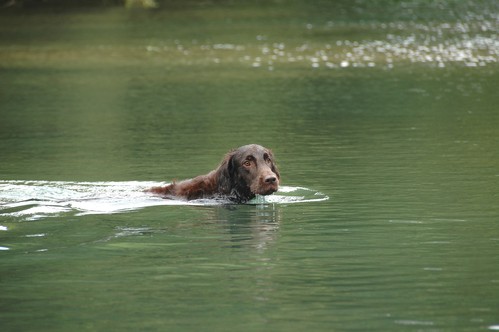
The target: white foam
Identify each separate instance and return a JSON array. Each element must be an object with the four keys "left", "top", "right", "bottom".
[{"left": 0, "top": 181, "right": 328, "bottom": 220}]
